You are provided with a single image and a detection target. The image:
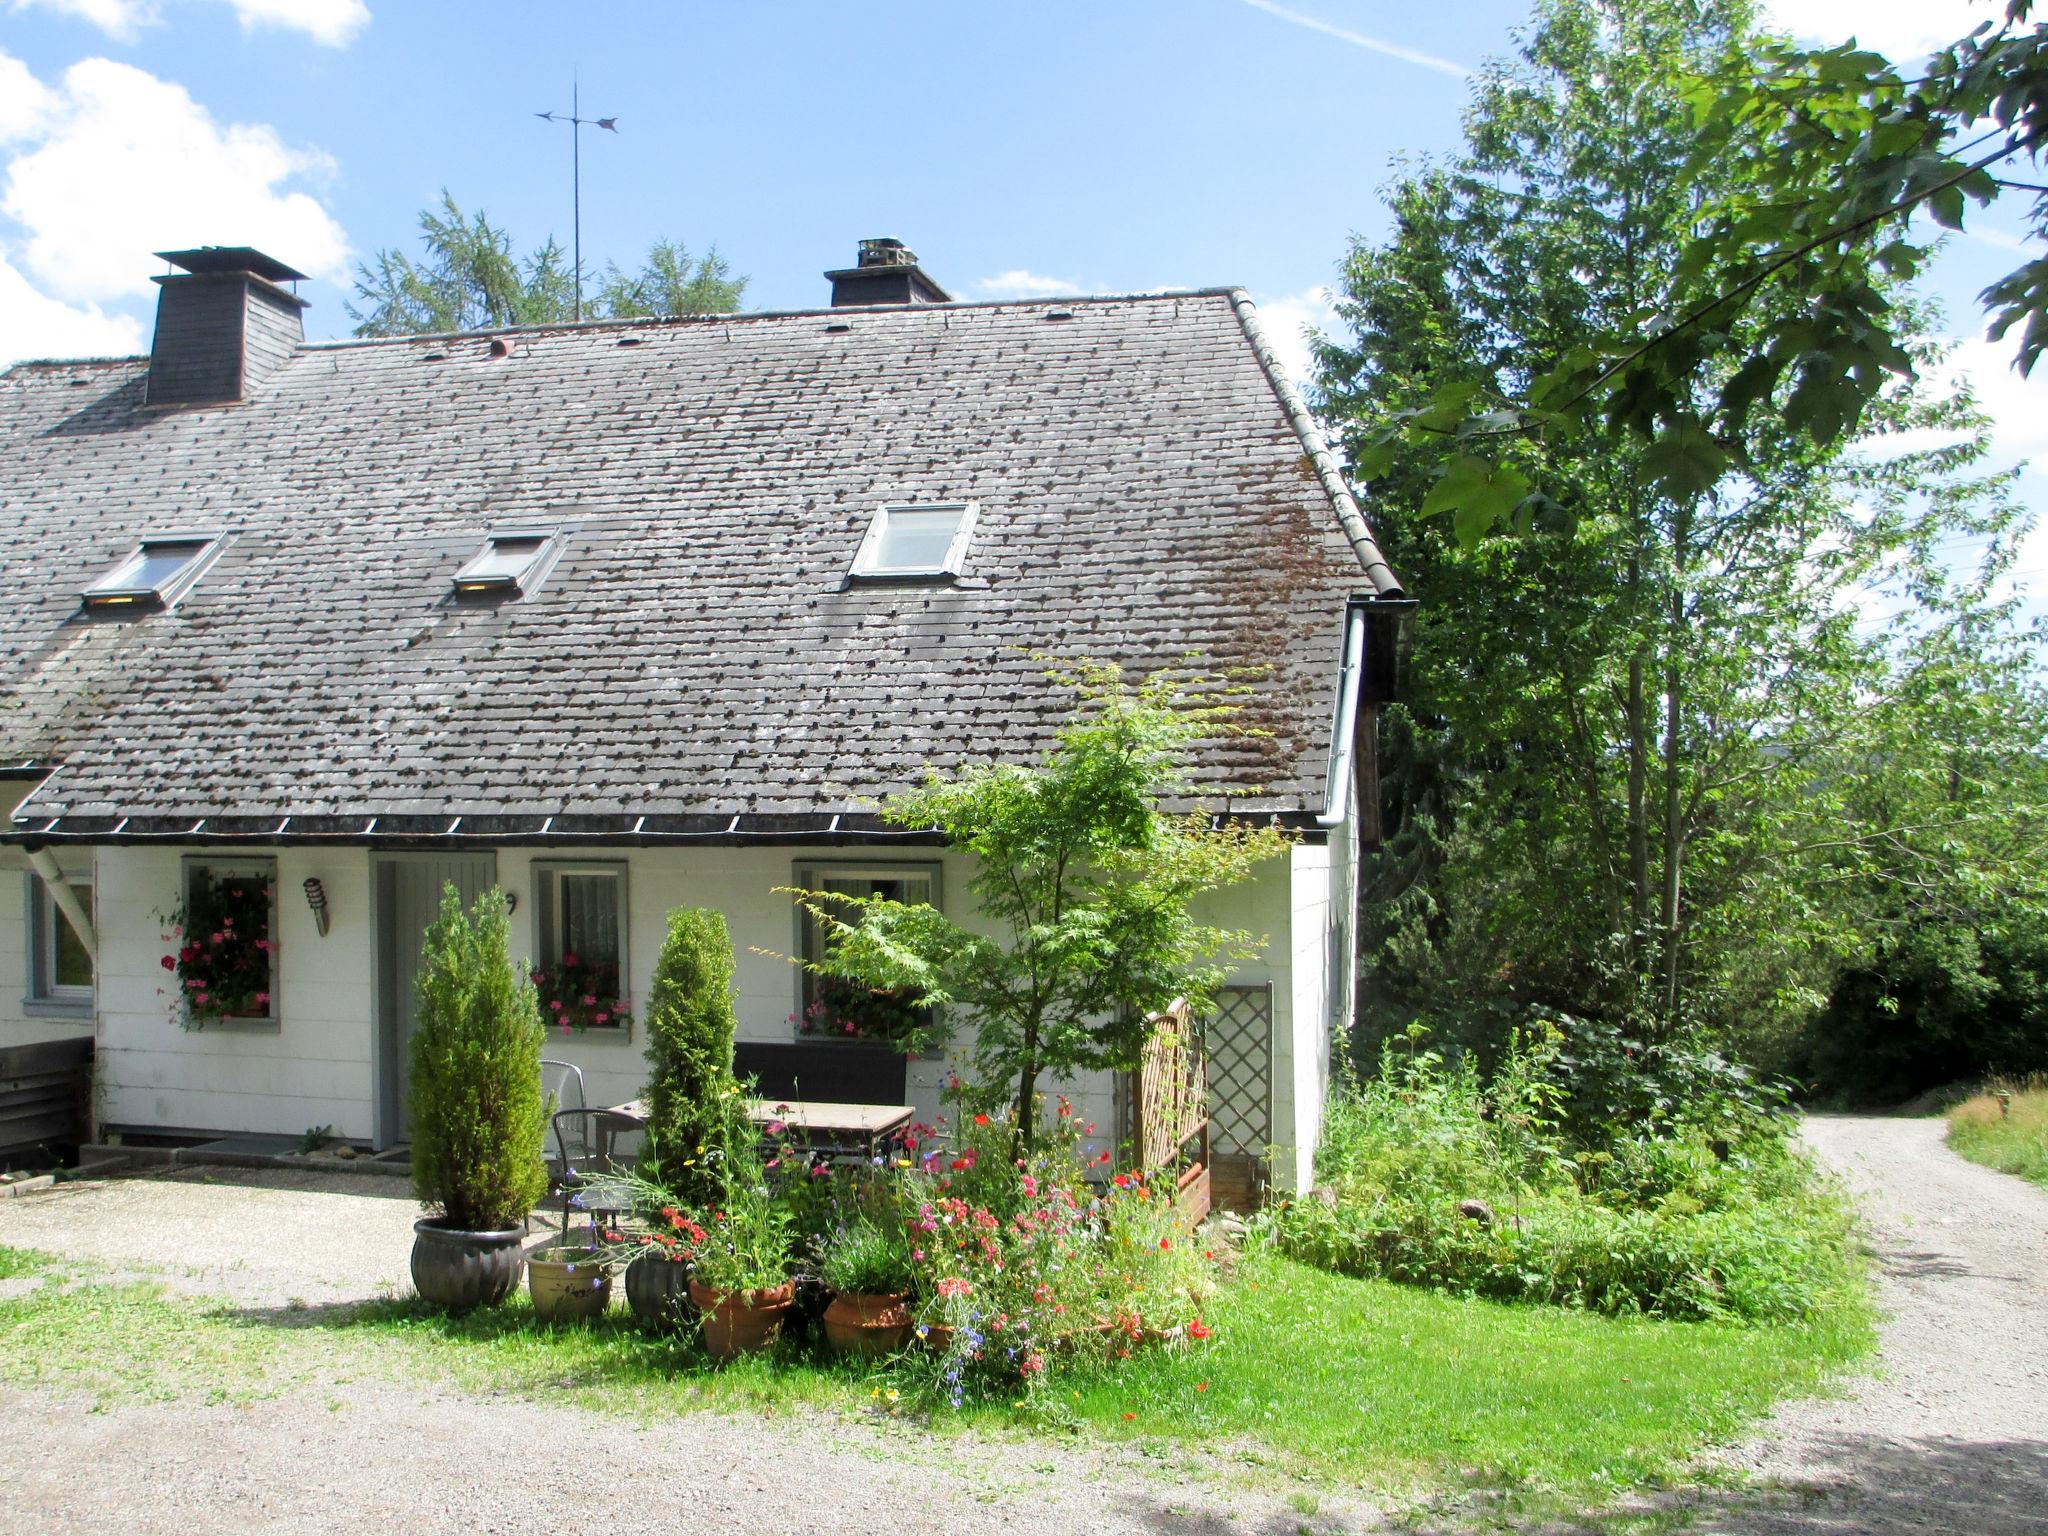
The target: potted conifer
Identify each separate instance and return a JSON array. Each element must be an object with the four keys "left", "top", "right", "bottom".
[{"left": 407, "top": 884, "right": 548, "bottom": 1310}]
